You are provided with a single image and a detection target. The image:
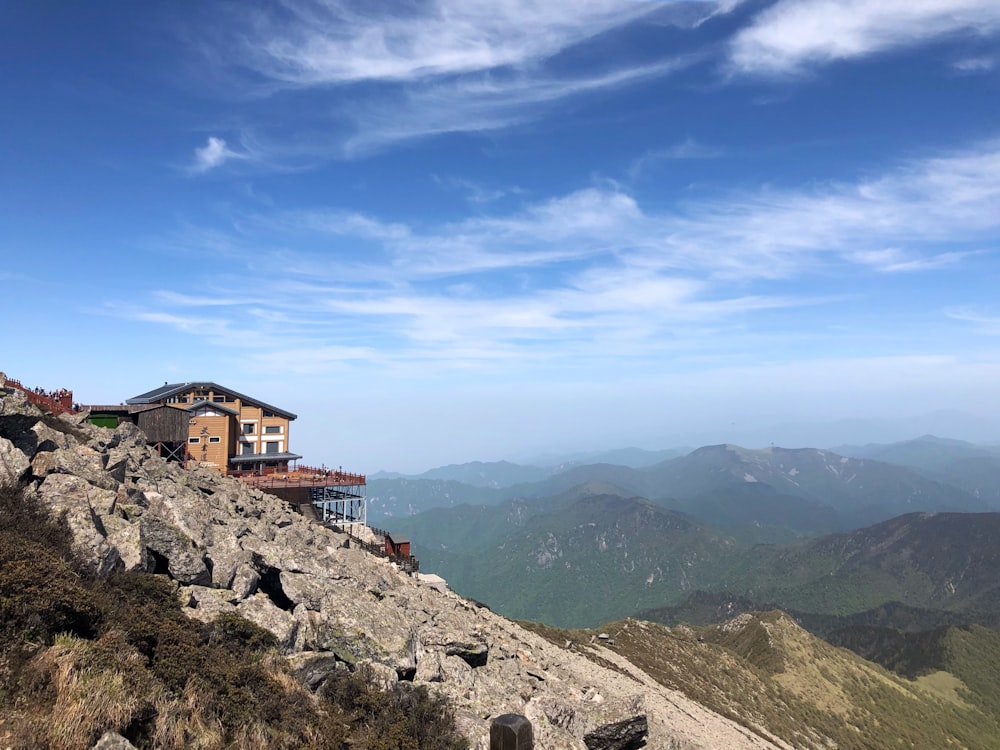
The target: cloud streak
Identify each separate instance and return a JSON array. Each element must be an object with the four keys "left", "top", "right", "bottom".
[
  {"left": 235, "top": 0, "right": 663, "bottom": 85},
  {"left": 129, "top": 138, "right": 1000, "bottom": 374},
  {"left": 729, "top": 0, "right": 1000, "bottom": 76},
  {"left": 196, "top": 1, "right": 711, "bottom": 157}
]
